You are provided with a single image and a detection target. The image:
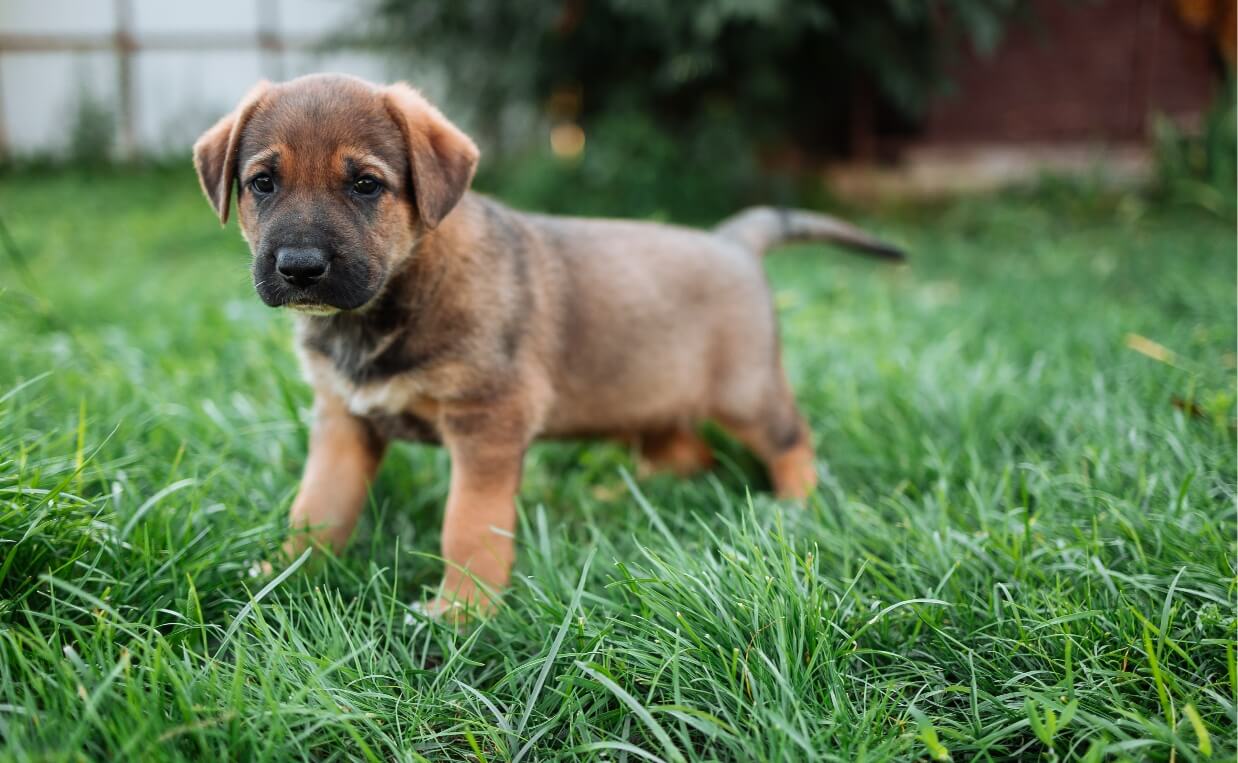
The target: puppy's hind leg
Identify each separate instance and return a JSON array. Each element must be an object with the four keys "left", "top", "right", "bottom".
[{"left": 715, "top": 376, "right": 817, "bottom": 500}]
